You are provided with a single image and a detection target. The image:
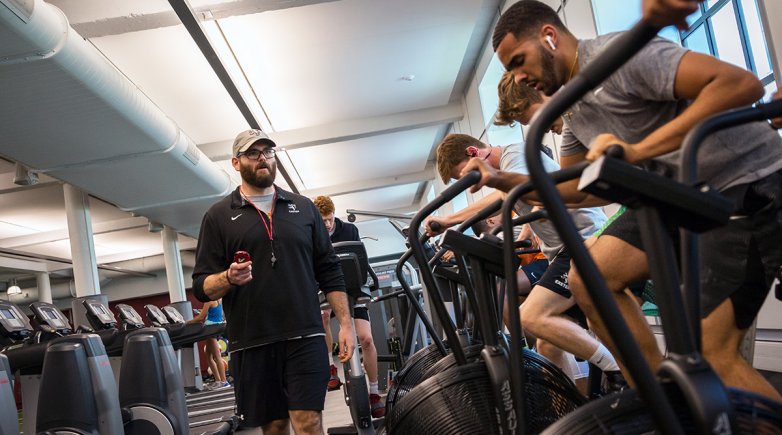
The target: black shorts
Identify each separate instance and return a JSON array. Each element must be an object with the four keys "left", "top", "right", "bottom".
[
  {"left": 537, "top": 250, "right": 573, "bottom": 298},
  {"left": 520, "top": 259, "right": 549, "bottom": 287},
  {"left": 531, "top": 250, "right": 588, "bottom": 328},
  {"left": 600, "top": 170, "right": 782, "bottom": 329},
  {"left": 353, "top": 305, "right": 370, "bottom": 322},
  {"left": 231, "top": 337, "right": 330, "bottom": 427},
  {"left": 328, "top": 305, "right": 370, "bottom": 322}
]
